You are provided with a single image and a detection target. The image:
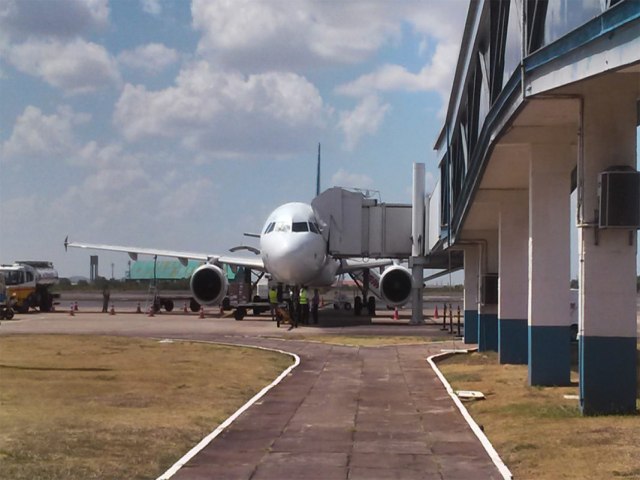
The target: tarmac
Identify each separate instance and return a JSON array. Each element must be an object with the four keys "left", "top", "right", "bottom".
[{"left": 0, "top": 308, "right": 504, "bottom": 479}]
